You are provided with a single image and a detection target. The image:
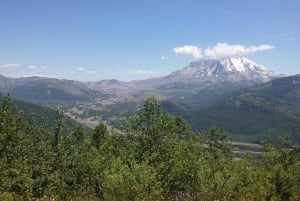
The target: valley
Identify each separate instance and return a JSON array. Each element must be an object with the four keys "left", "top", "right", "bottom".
[{"left": 1, "top": 57, "right": 300, "bottom": 143}]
